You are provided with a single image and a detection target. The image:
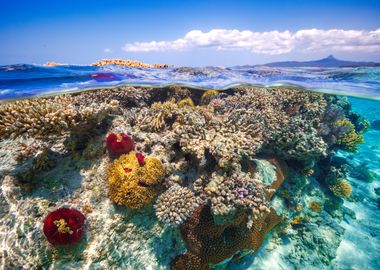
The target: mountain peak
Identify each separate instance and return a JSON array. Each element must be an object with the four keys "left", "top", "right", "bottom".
[{"left": 326, "top": 54, "right": 336, "bottom": 60}]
